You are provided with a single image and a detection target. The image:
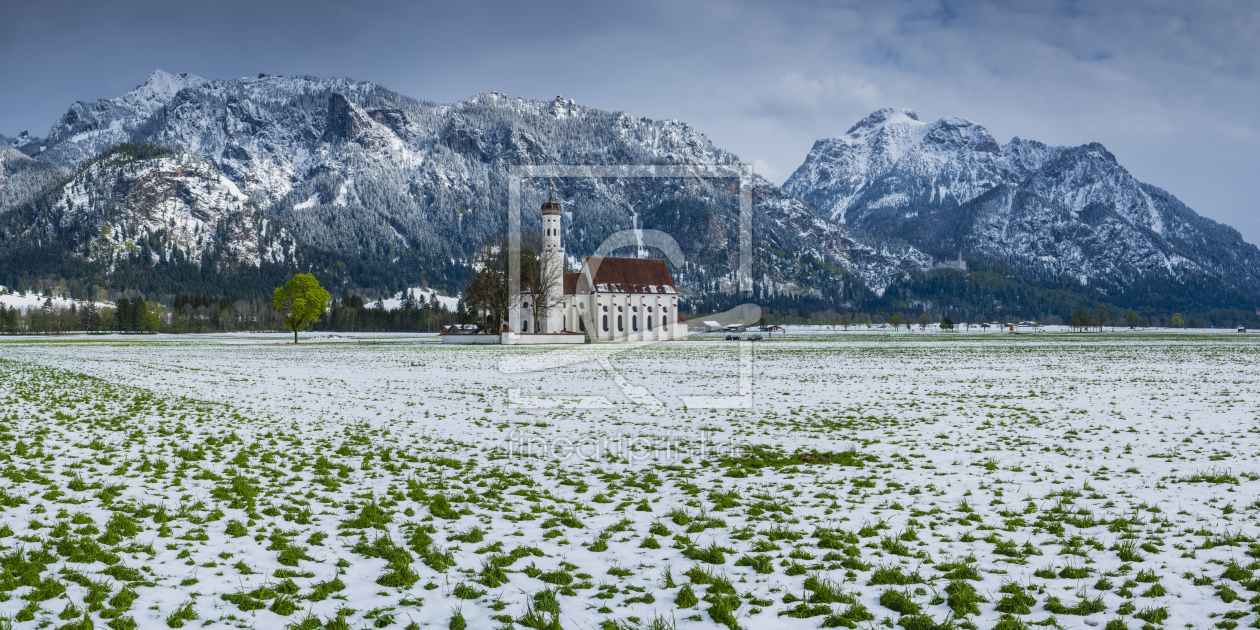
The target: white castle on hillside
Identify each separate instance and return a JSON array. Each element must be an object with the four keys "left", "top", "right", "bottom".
[{"left": 506, "top": 194, "right": 688, "bottom": 344}]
